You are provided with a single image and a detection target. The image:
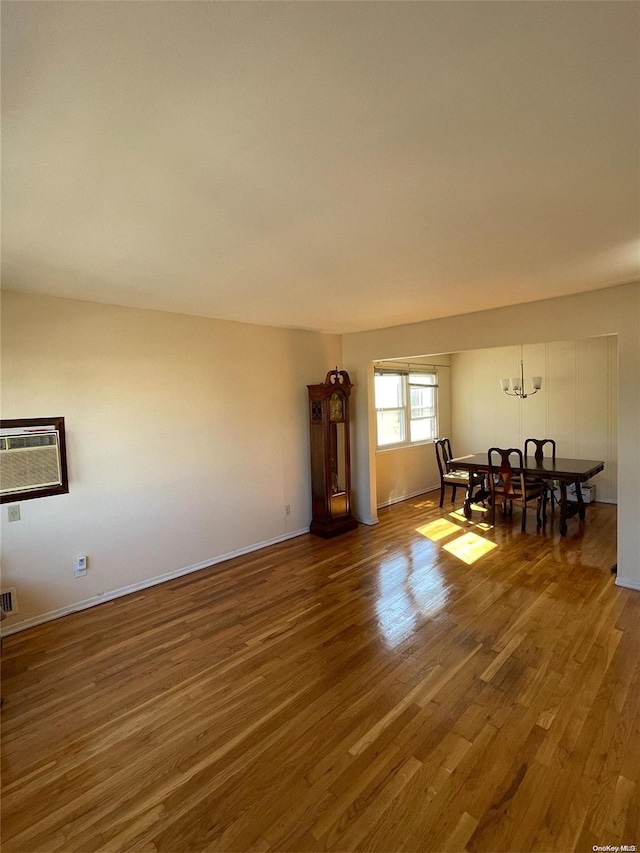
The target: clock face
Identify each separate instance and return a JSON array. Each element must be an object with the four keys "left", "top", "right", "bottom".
[{"left": 329, "top": 392, "right": 344, "bottom": 422}]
